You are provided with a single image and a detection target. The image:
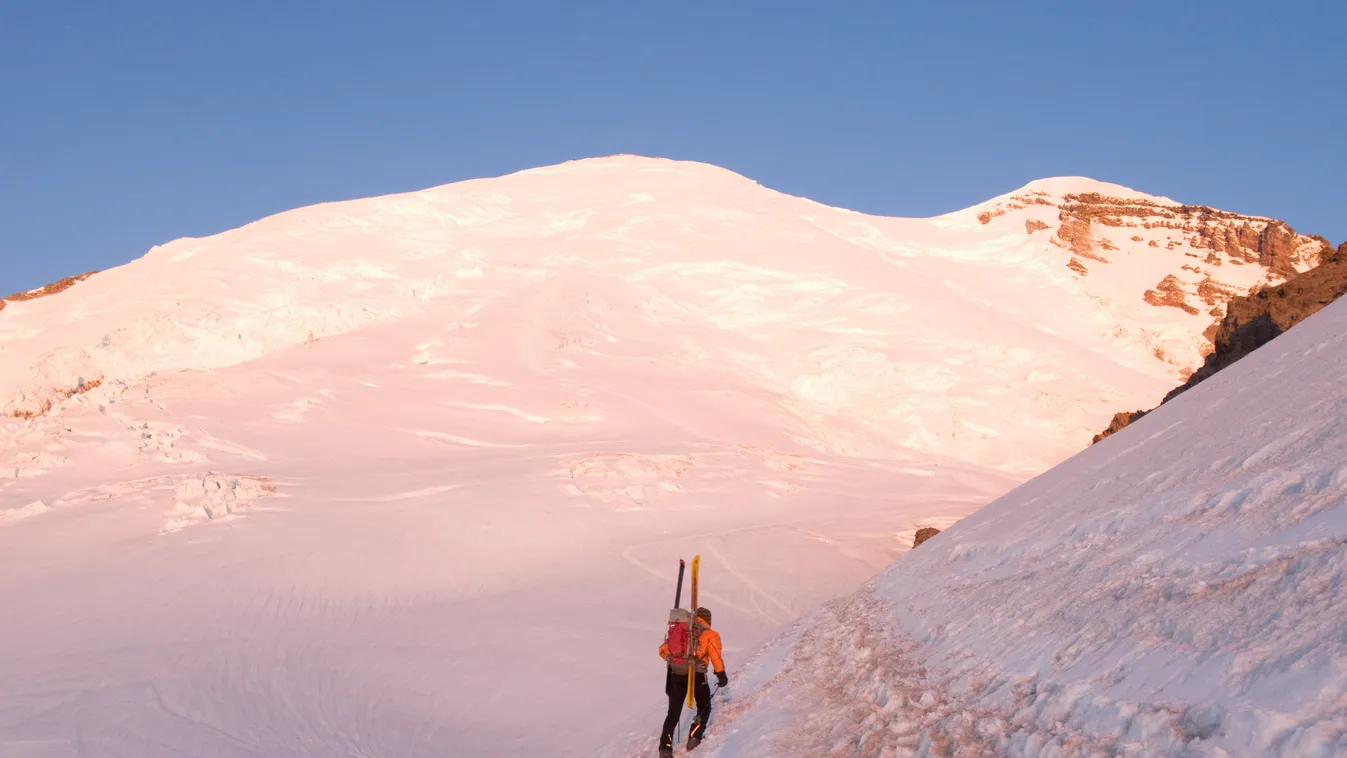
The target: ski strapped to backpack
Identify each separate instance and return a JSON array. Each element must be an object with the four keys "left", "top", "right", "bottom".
[
  {"left": 686, "top": 555, "right": 700, "bottom": 708},
  {"left": 674, "top": 558, "right": 685, "bottom": 609},
  {"left": 662, "top": 555, "right": 704, "bottom": 705},
  {"left": 666, "top": 559, "right": 692, "bottom": 675}
]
